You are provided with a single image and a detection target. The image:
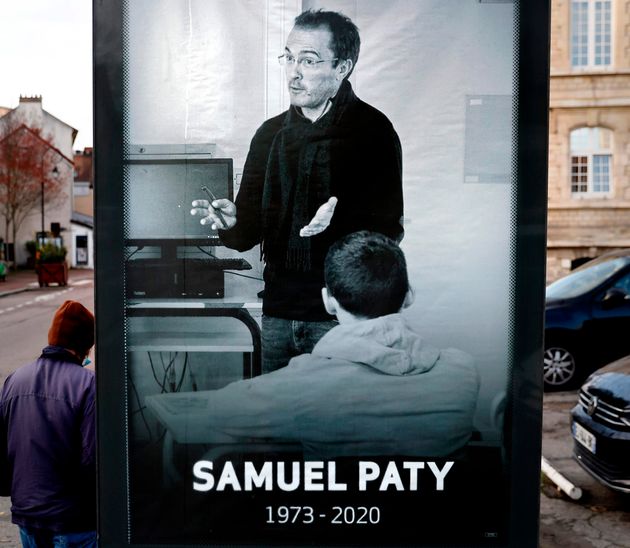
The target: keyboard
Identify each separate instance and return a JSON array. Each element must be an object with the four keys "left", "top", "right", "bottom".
[{"left": 184, "top": 257, "right": 252, "bottom": 271}]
